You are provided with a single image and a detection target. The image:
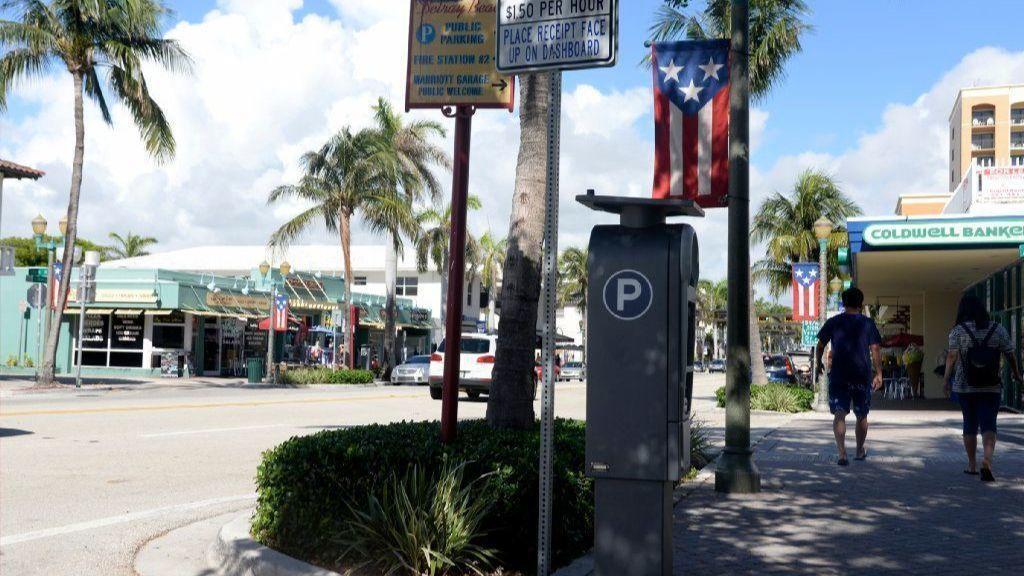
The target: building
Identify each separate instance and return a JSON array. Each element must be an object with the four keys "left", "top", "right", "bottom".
[
  {"left": 847, "top": 85, "right": 1024, "bottom": 410},
  {"left": 948, "top": 84, "right": 1024, "bottom": 190}
]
